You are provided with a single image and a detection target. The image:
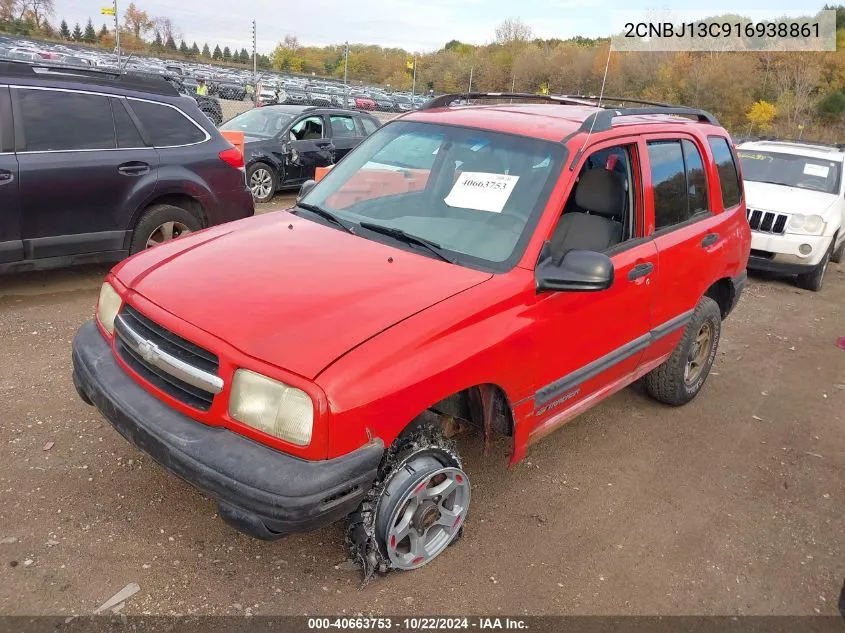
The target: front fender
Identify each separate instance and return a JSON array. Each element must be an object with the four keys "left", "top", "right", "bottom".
[{"left": 246, "top": 148, "right": 286, "bottom": 181}]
